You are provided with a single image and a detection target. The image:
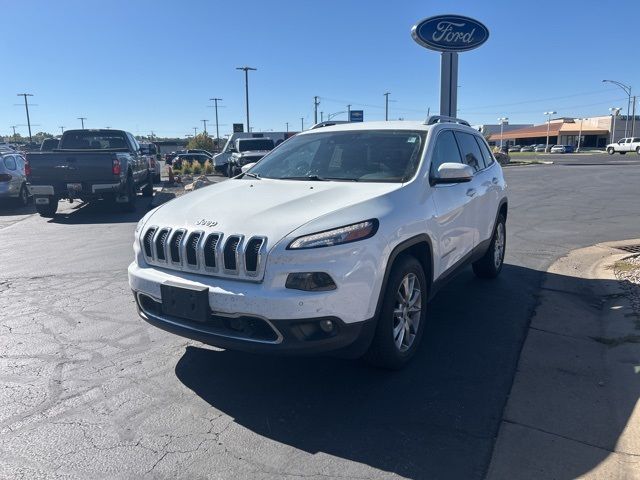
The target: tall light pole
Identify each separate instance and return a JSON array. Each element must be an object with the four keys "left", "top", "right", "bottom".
[
  {"left": 236, "top": 66, "right": 257, "bottom": 132},
  {"left": 498, "top": 117, "right": 508, "bottom": 148},
  {"left": 201, "top": 119, "right": 209, "bottom": 135},
  {"left": 609, "top": 107, "right": 622, "bottom": 143},
  {"left": 603, "top": 80, "right": 631, "bottom": 138},
  {"left": 576, "top": 118, "right": 585, "bottom": 152},
  {"left": 384, "top": 92, "right": 391, "bottom": 121},
  {"left": 347, "top": 104, "right": 351, "bottom": 122},
  {"left": 314, "top": 96, "right": 320, "bottom": 124},
  {"left": 285, "top": 122, "right": 289, "bottom": 132},
  {"left": 17, "top": 93, "right": 34, "bottom": 143},
  {"left": 544, "top": 111, "right": 556, "bottom": 152},
  {"left": 210, "top": 97, "right": 222, "bottom": 146},
  {"left": 78, "top": 117, "right": 87, "bottom": 129},
  {"left": 59, "top": 126, "right": 64, "bottom": 135},
  {"left": 320, "top": 111, "right": 324, "bottom": 122},
  {"left": 300, "top": 117, "right": 304, "bottom": 131}
]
